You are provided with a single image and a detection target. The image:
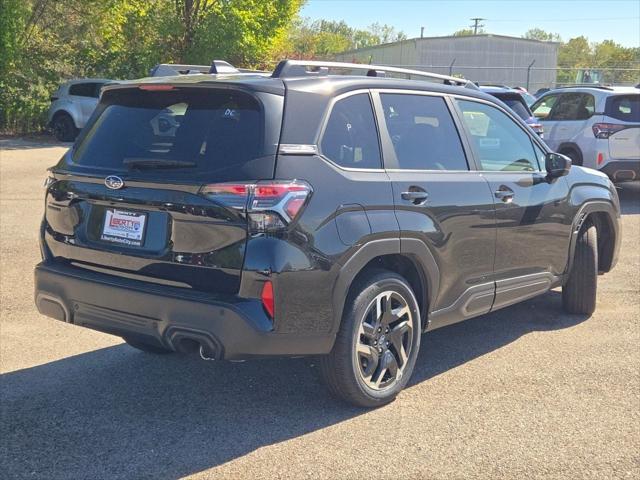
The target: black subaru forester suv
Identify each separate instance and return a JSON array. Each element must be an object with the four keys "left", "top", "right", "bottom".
[{"left": 35, "top": 60, "right": 621, "bottom": 407}]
